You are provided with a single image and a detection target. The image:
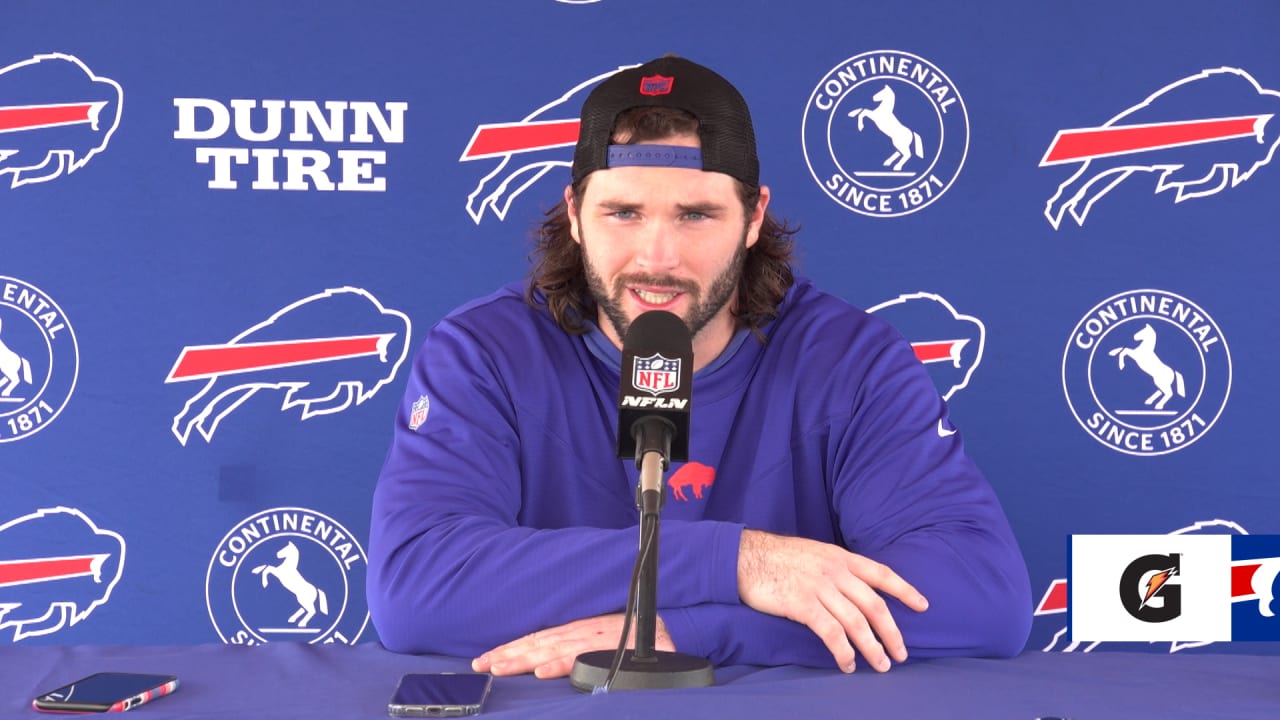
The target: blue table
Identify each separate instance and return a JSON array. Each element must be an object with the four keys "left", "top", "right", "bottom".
[{"left": 3, "top": 642, "right": 1277, "bottom": 719}]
